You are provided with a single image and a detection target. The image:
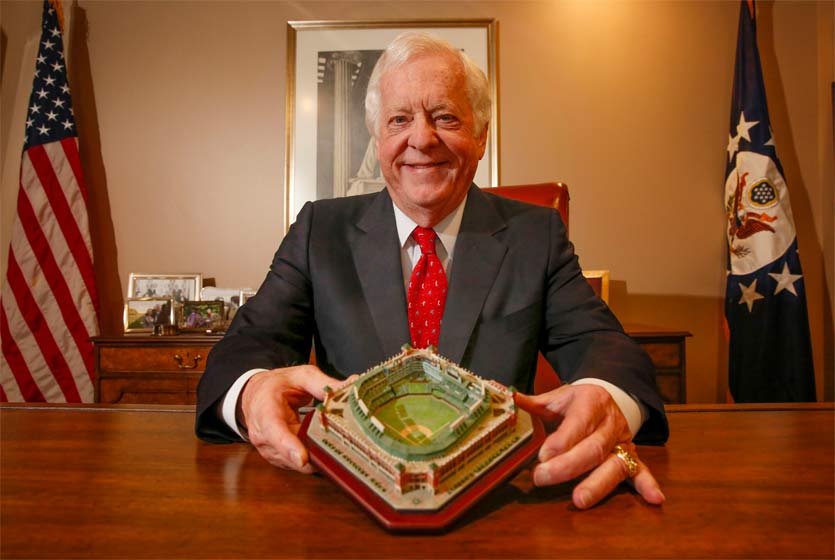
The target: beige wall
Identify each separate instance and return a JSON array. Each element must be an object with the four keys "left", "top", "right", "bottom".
[{"left": 1, "top": 0, "right": 832, "bottom": 403}]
